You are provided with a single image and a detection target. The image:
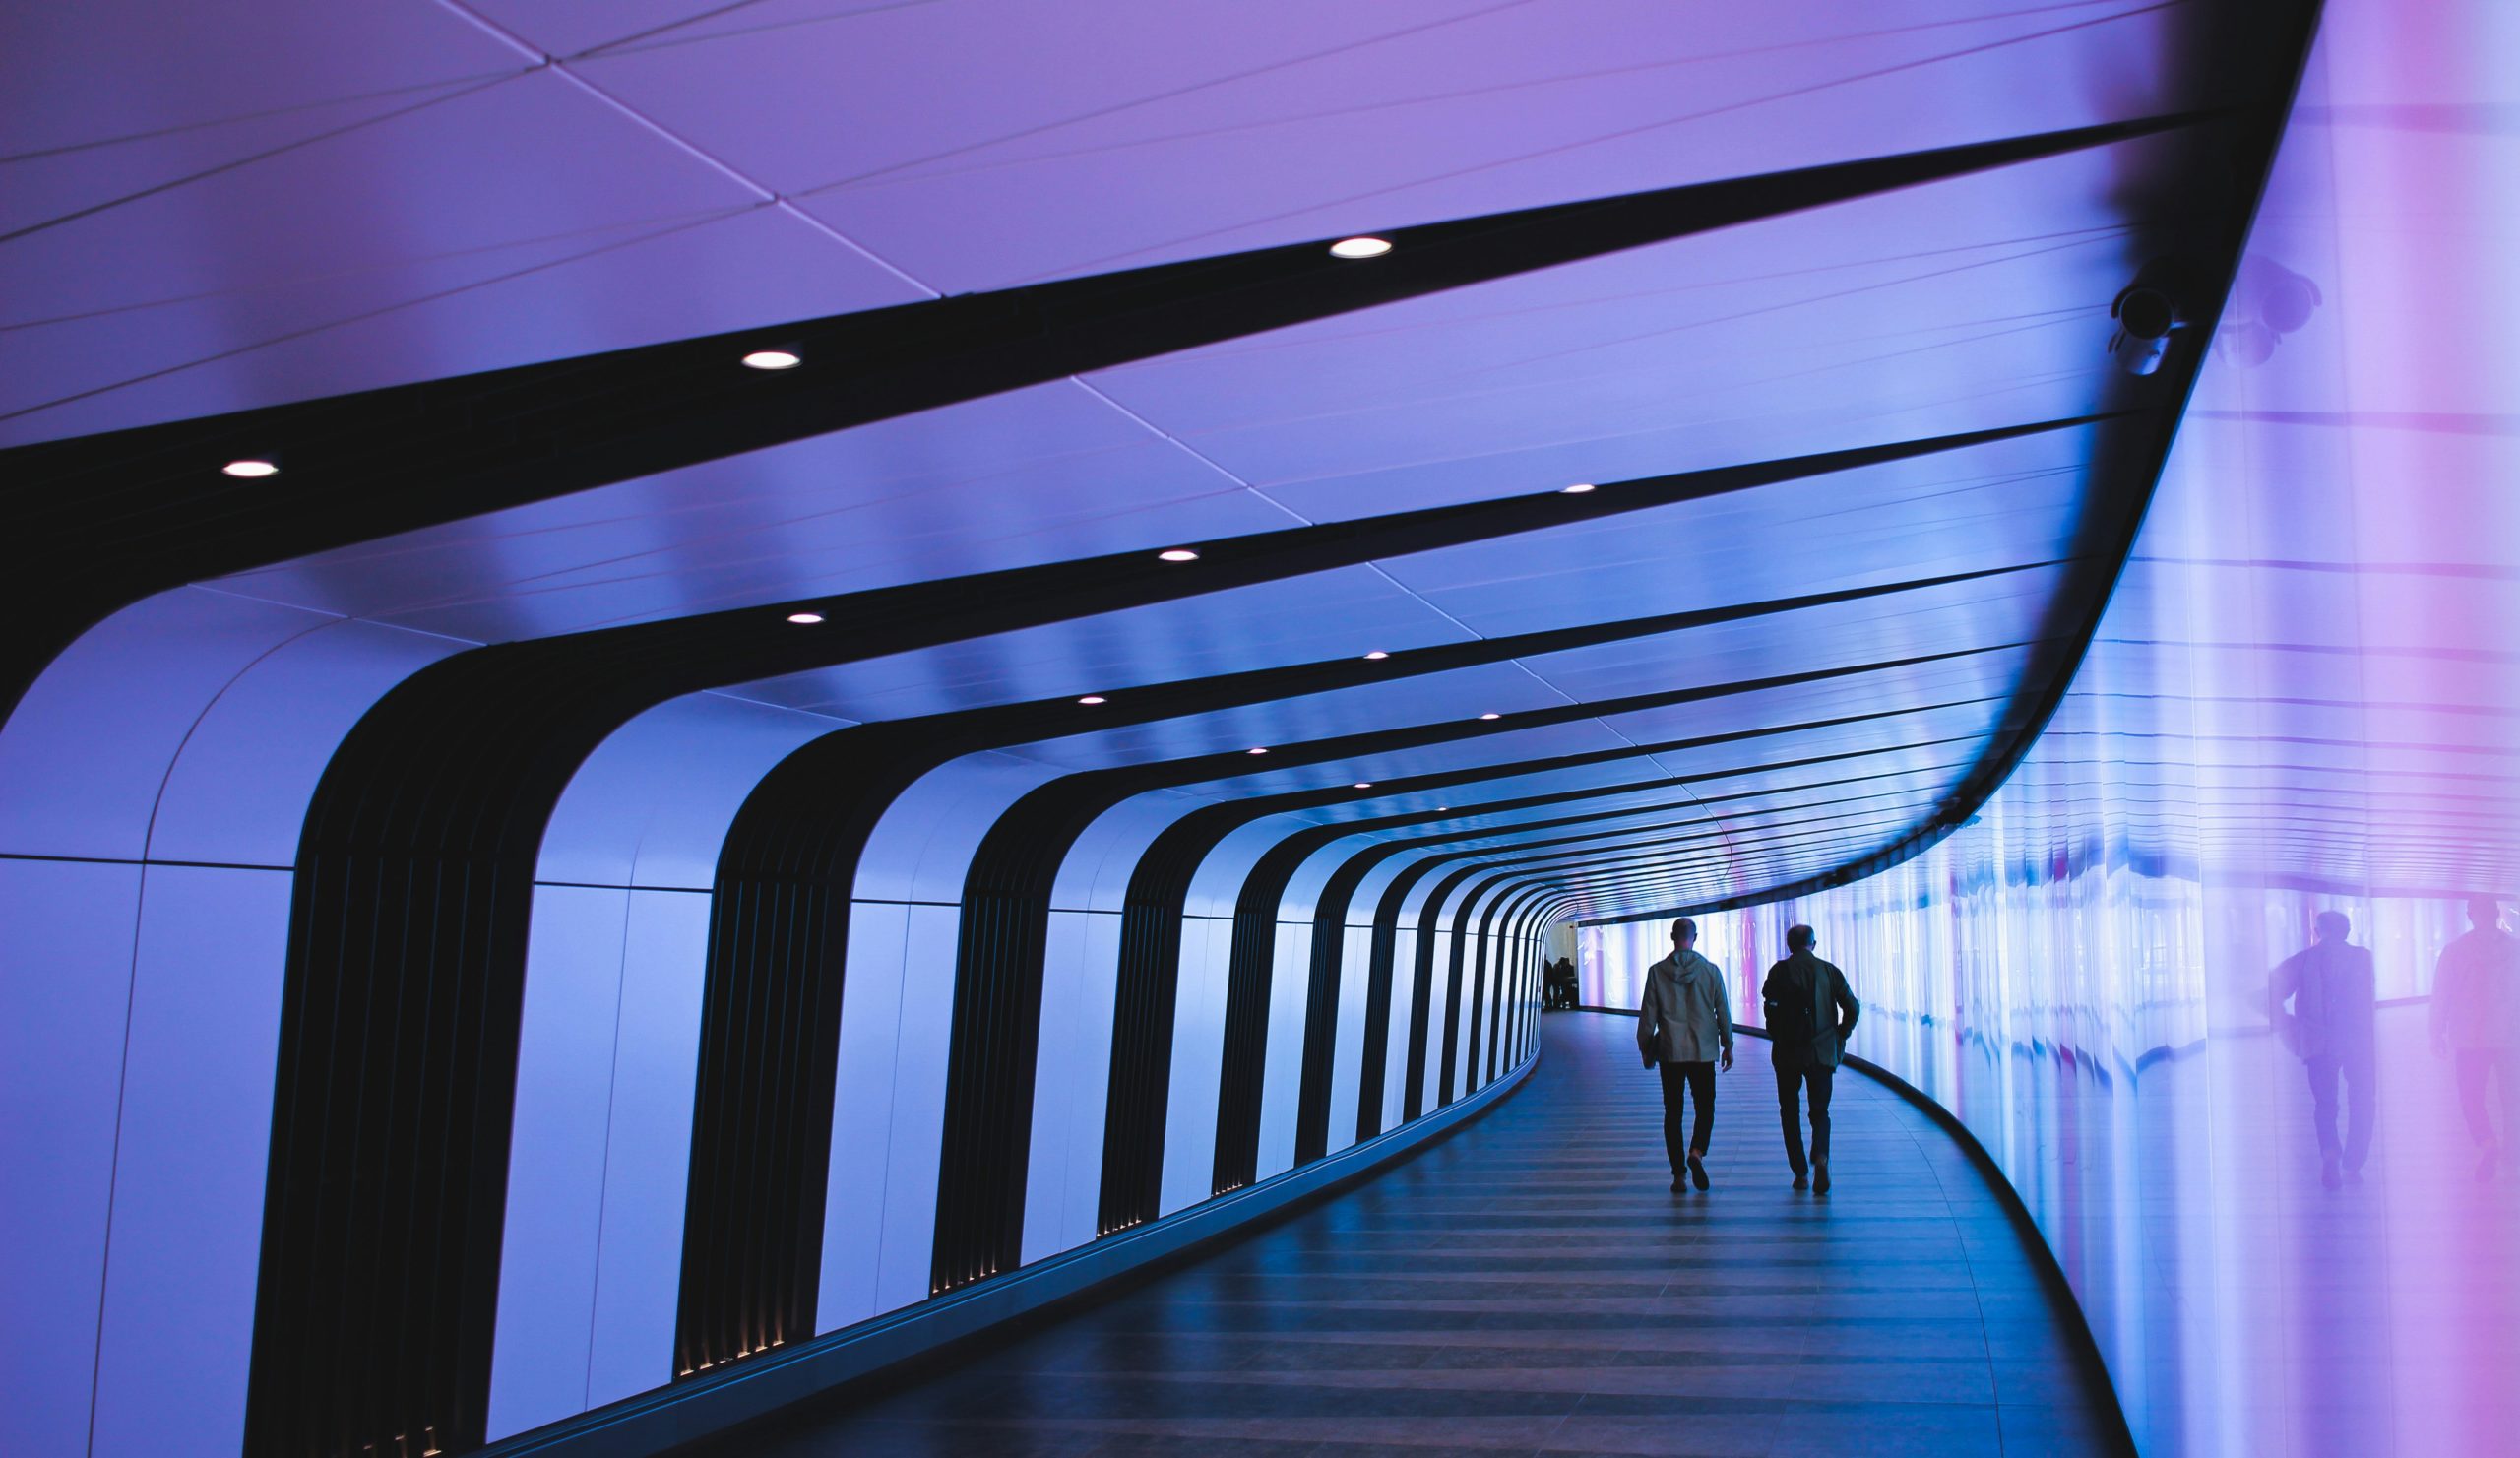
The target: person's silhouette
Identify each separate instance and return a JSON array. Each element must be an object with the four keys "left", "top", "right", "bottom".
[
  {"left": 1546, "top": 956, "right": 1579, "bottom": 1010},
  {"left": 2272, "top": 910, "right": 2378, "bottom": 1189},
  {"left": 1638, "top": 919, "right": 1732, "bottom": 1192},
  {"left": 1761, "top": 924, "right": 1859, "bottom": 1193},
  {"left": 2431, "top": 896, "right": 2517, "bottom": 1181}
]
